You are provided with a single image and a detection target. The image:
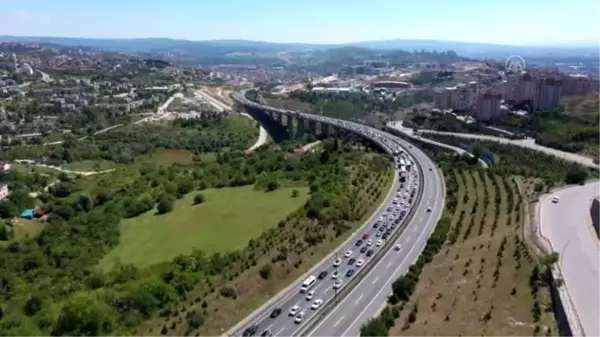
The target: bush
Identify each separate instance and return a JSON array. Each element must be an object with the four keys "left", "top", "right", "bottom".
[
  {"left": 157, "top": 195, "right": 175, "bottom": 214},
  {"left": 186, "top": 310, "right": 205, "bottom": 329},
  {"left": 193, "top": 193, "right": 205, "bottom": 205},
  {"left": 219, "top": 286, "right": 236, "bottom": 298},
  {"left": 564, "top": 167, "right": 588, "bottom": 185},
  {"left": 259, "top": 264, "right": 272, "bottom": 280},
  {"left": 291, "top": 189, "right": 299, "bottom": 198},
  {"left": 266, "top": 180, "right": 280, "bottom": 192}
]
